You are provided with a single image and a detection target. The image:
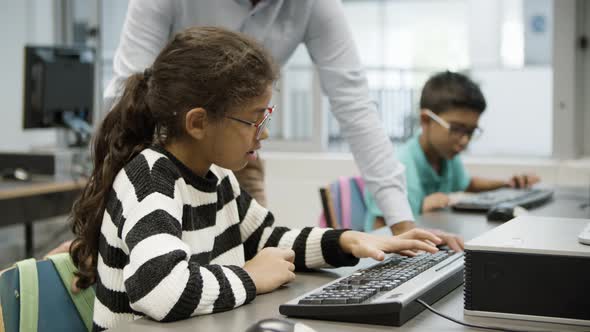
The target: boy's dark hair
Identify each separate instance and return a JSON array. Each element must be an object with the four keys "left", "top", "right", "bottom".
[
  {"left": 69, "top": 26, "right": 278, "bottom": 290},
  {"left": 419, "top": 71, "right": 486, "bottom": 114}
]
